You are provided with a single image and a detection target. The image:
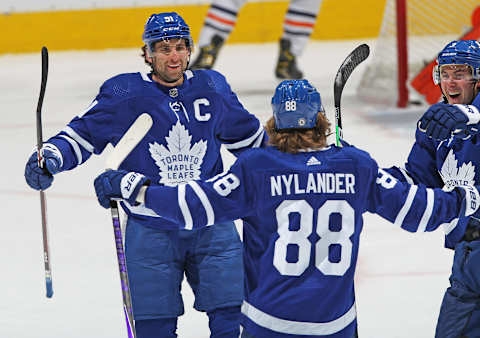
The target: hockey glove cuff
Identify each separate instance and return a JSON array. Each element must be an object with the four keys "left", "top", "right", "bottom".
[
  {"left": 94, "top": 170, "right": 150, "bottom": 209},
  {"left": 456, "top": 185, "right": 480, "bottom": 217}
]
